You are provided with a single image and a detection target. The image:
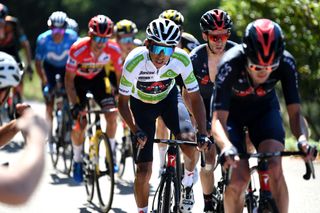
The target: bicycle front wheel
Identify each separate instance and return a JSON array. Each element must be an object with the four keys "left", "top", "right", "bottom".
[
  {"left": 95, "top": 134, "right": 115, "bottom": 212},
  {"left": 84, "top": 154, "right": 95, "bottom": 202},
  {"left": 61, "top": 107, "right": 73, "bottom": 175}
]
